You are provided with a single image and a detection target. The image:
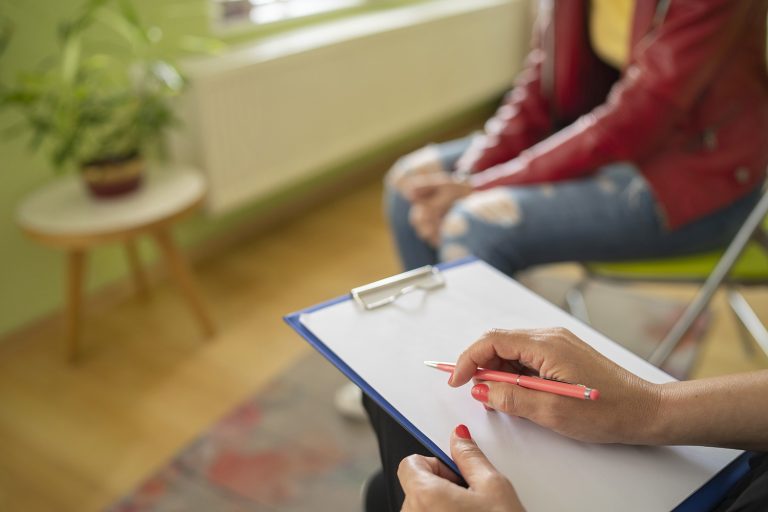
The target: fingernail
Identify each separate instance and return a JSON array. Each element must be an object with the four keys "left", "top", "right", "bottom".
[
  {"left": 483, "top": 404, "right": 495, "bottom": 412},
  {"left": 447, "top": 371, "right": 454, "bottom": 386},
  {"left": 471, "top": 383, "right": 489, "bottom": 403},
  {"left": 455, "top": 424, "right": 471, "bottom": 440},
  {"left": 472, "top": 384, "right": 488, "bottom": 403}
]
